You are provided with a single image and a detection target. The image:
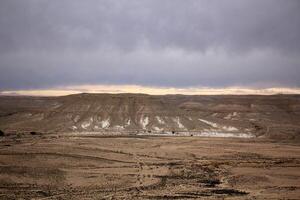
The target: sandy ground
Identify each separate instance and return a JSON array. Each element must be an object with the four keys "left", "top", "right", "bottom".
[{"left": 0, "top": 133, "right": 300, "bottom": 199}]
